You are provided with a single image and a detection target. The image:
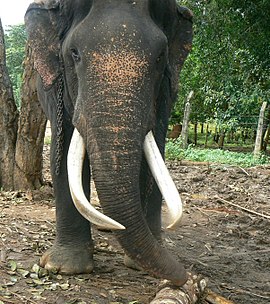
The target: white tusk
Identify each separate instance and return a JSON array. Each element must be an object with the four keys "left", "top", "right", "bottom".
[
  {"left": 143, "top": 131, "right": 183, "bottom": 229},
  {"left": 67, "top": 128, "right": 125, "bottom": 230}
]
